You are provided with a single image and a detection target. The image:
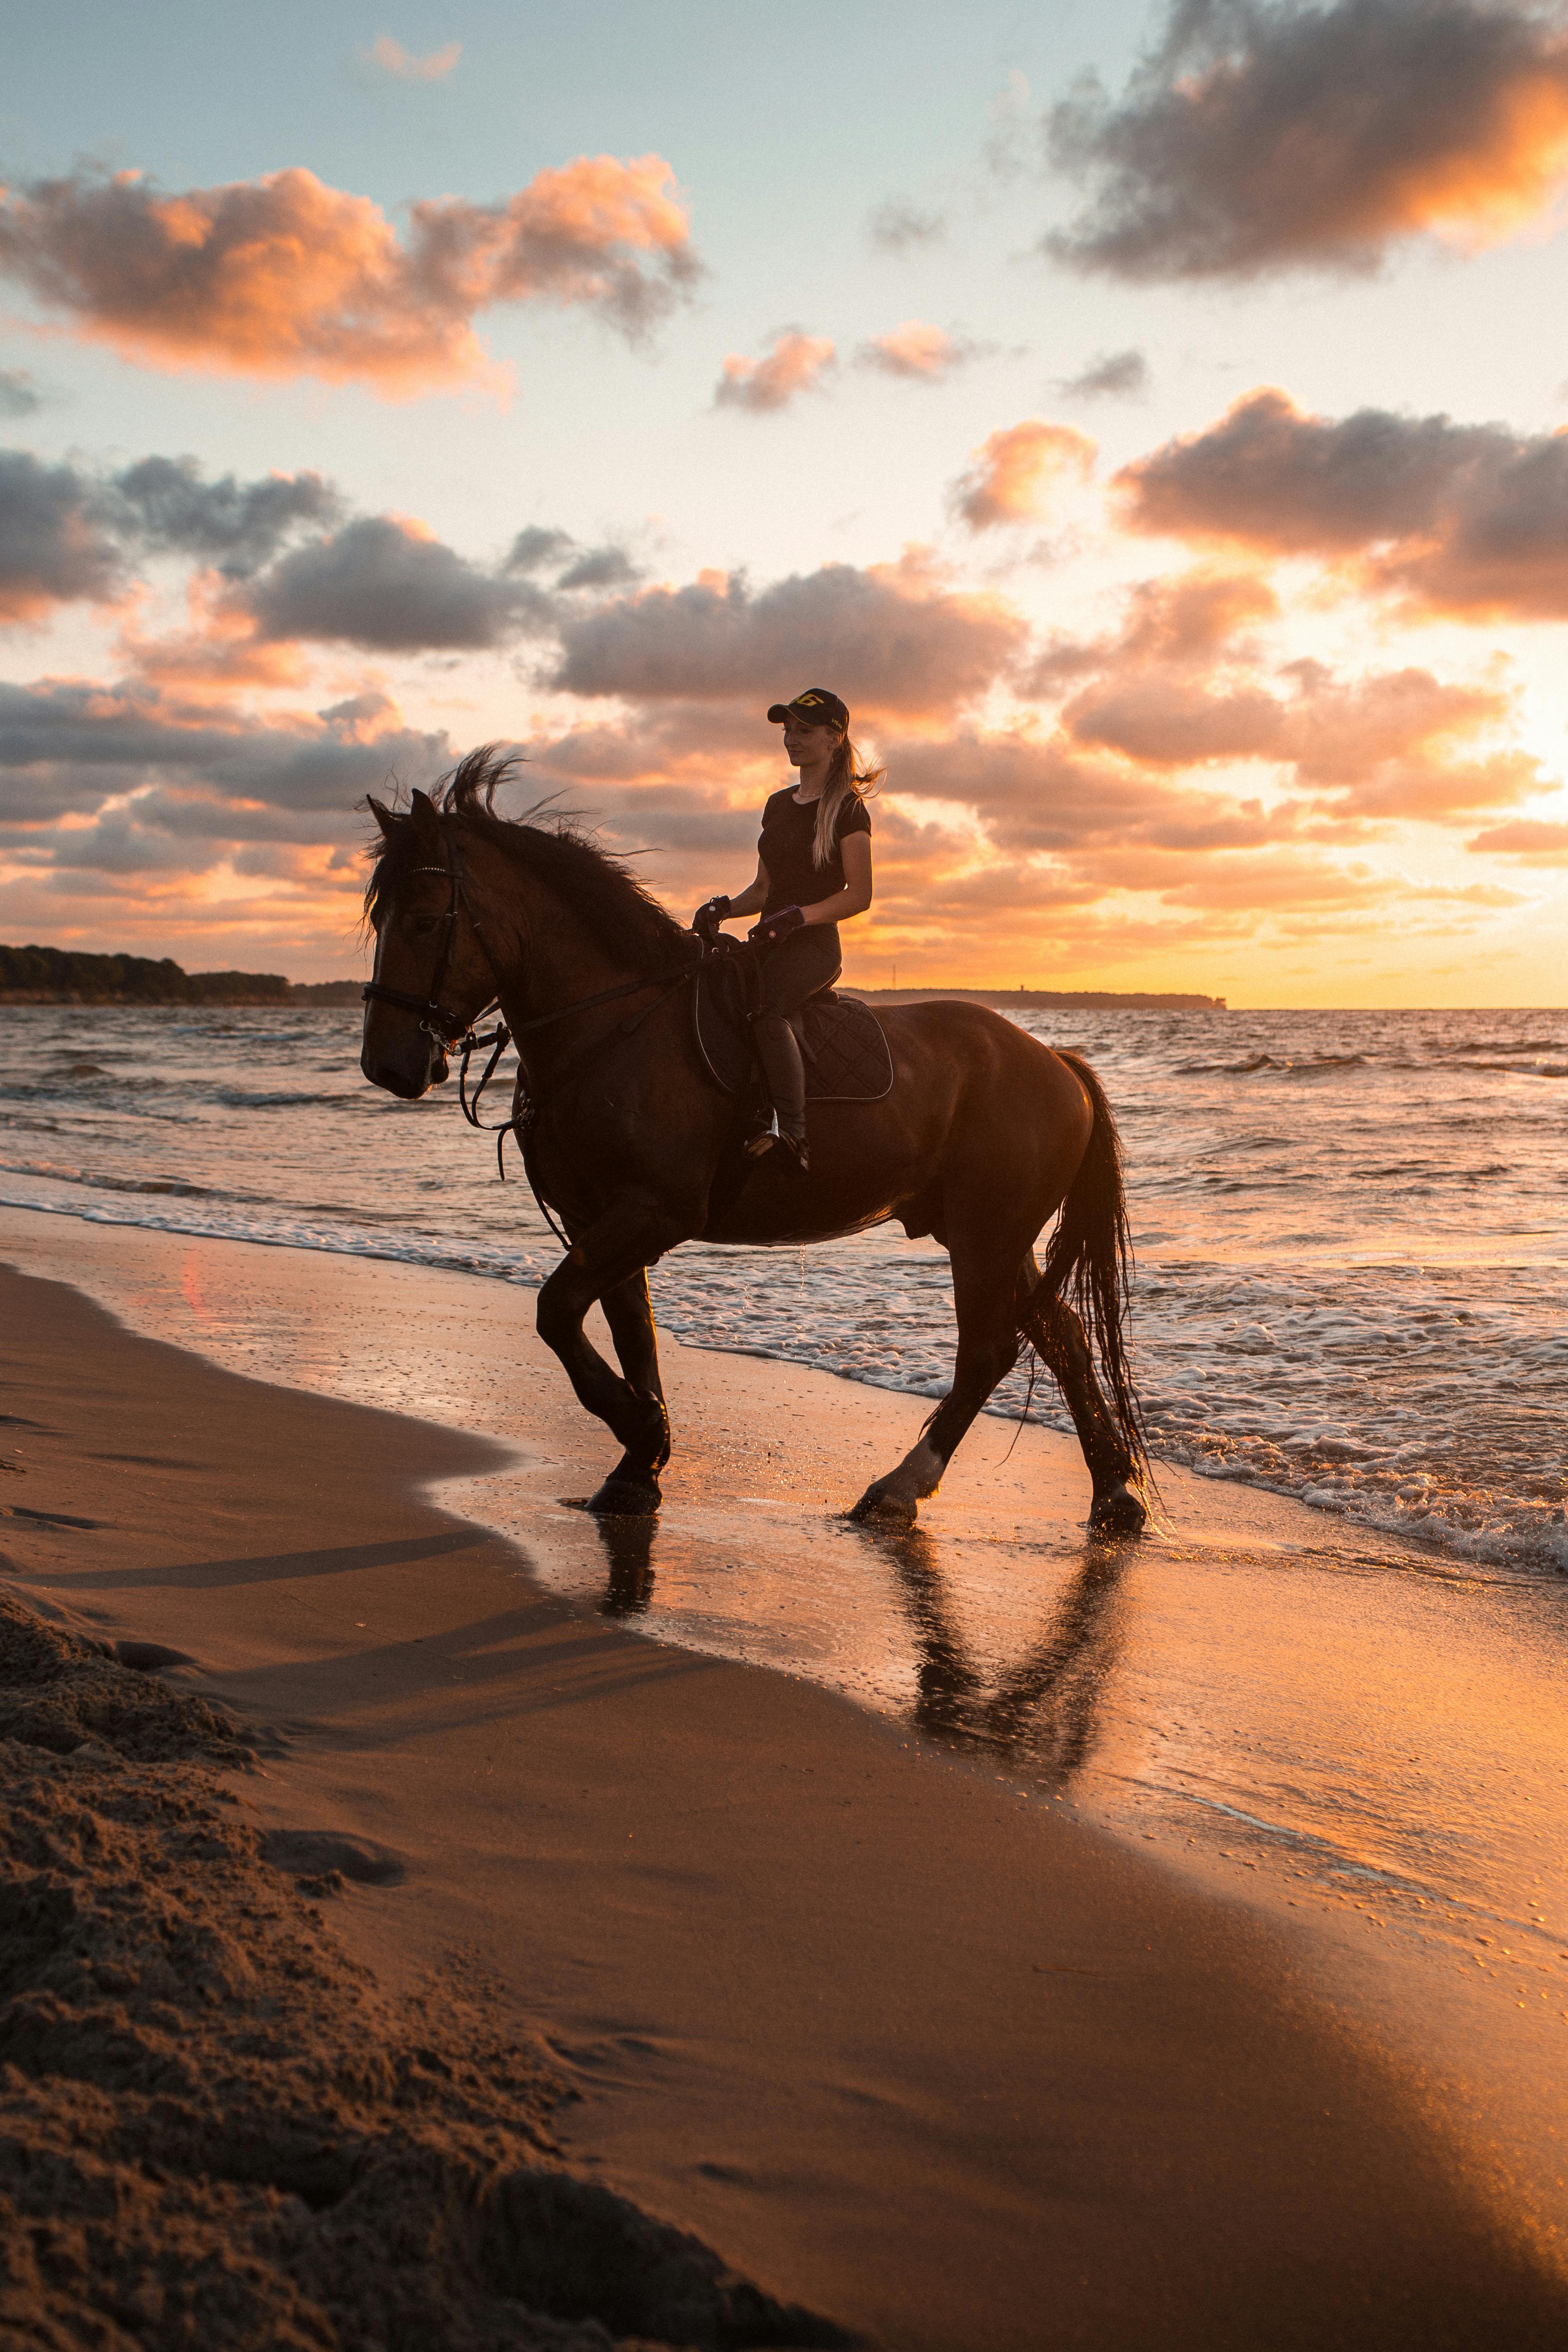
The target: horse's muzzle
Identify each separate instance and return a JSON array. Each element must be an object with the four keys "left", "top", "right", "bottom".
[{"left": 361, "top": 1038, "right": 449, "bottom": 1099}]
